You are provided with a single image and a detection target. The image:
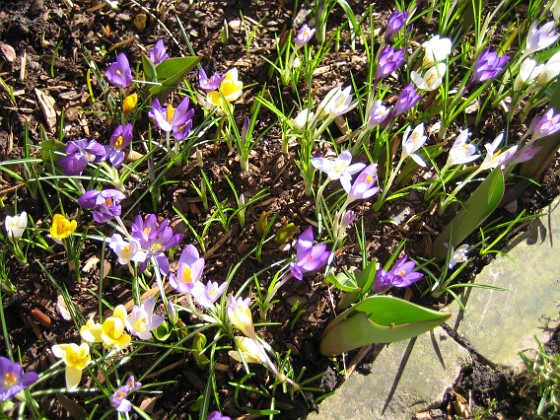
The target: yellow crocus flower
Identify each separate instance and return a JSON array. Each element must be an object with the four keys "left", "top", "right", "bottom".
[
  {"left": 101, "top": 305, "right": 131, "bottom": 349},
  {"left": 207, "top": 68, "right": 243, "bottom": 112},
  {"left": 50, "top": 214, "right": 77, "bottom": 240},
  {"left": 123, "top": 93, "right": 138, "bottom": 114},
  {"left": 51, "top": 342, "right": 91, "bottom": 390}
]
